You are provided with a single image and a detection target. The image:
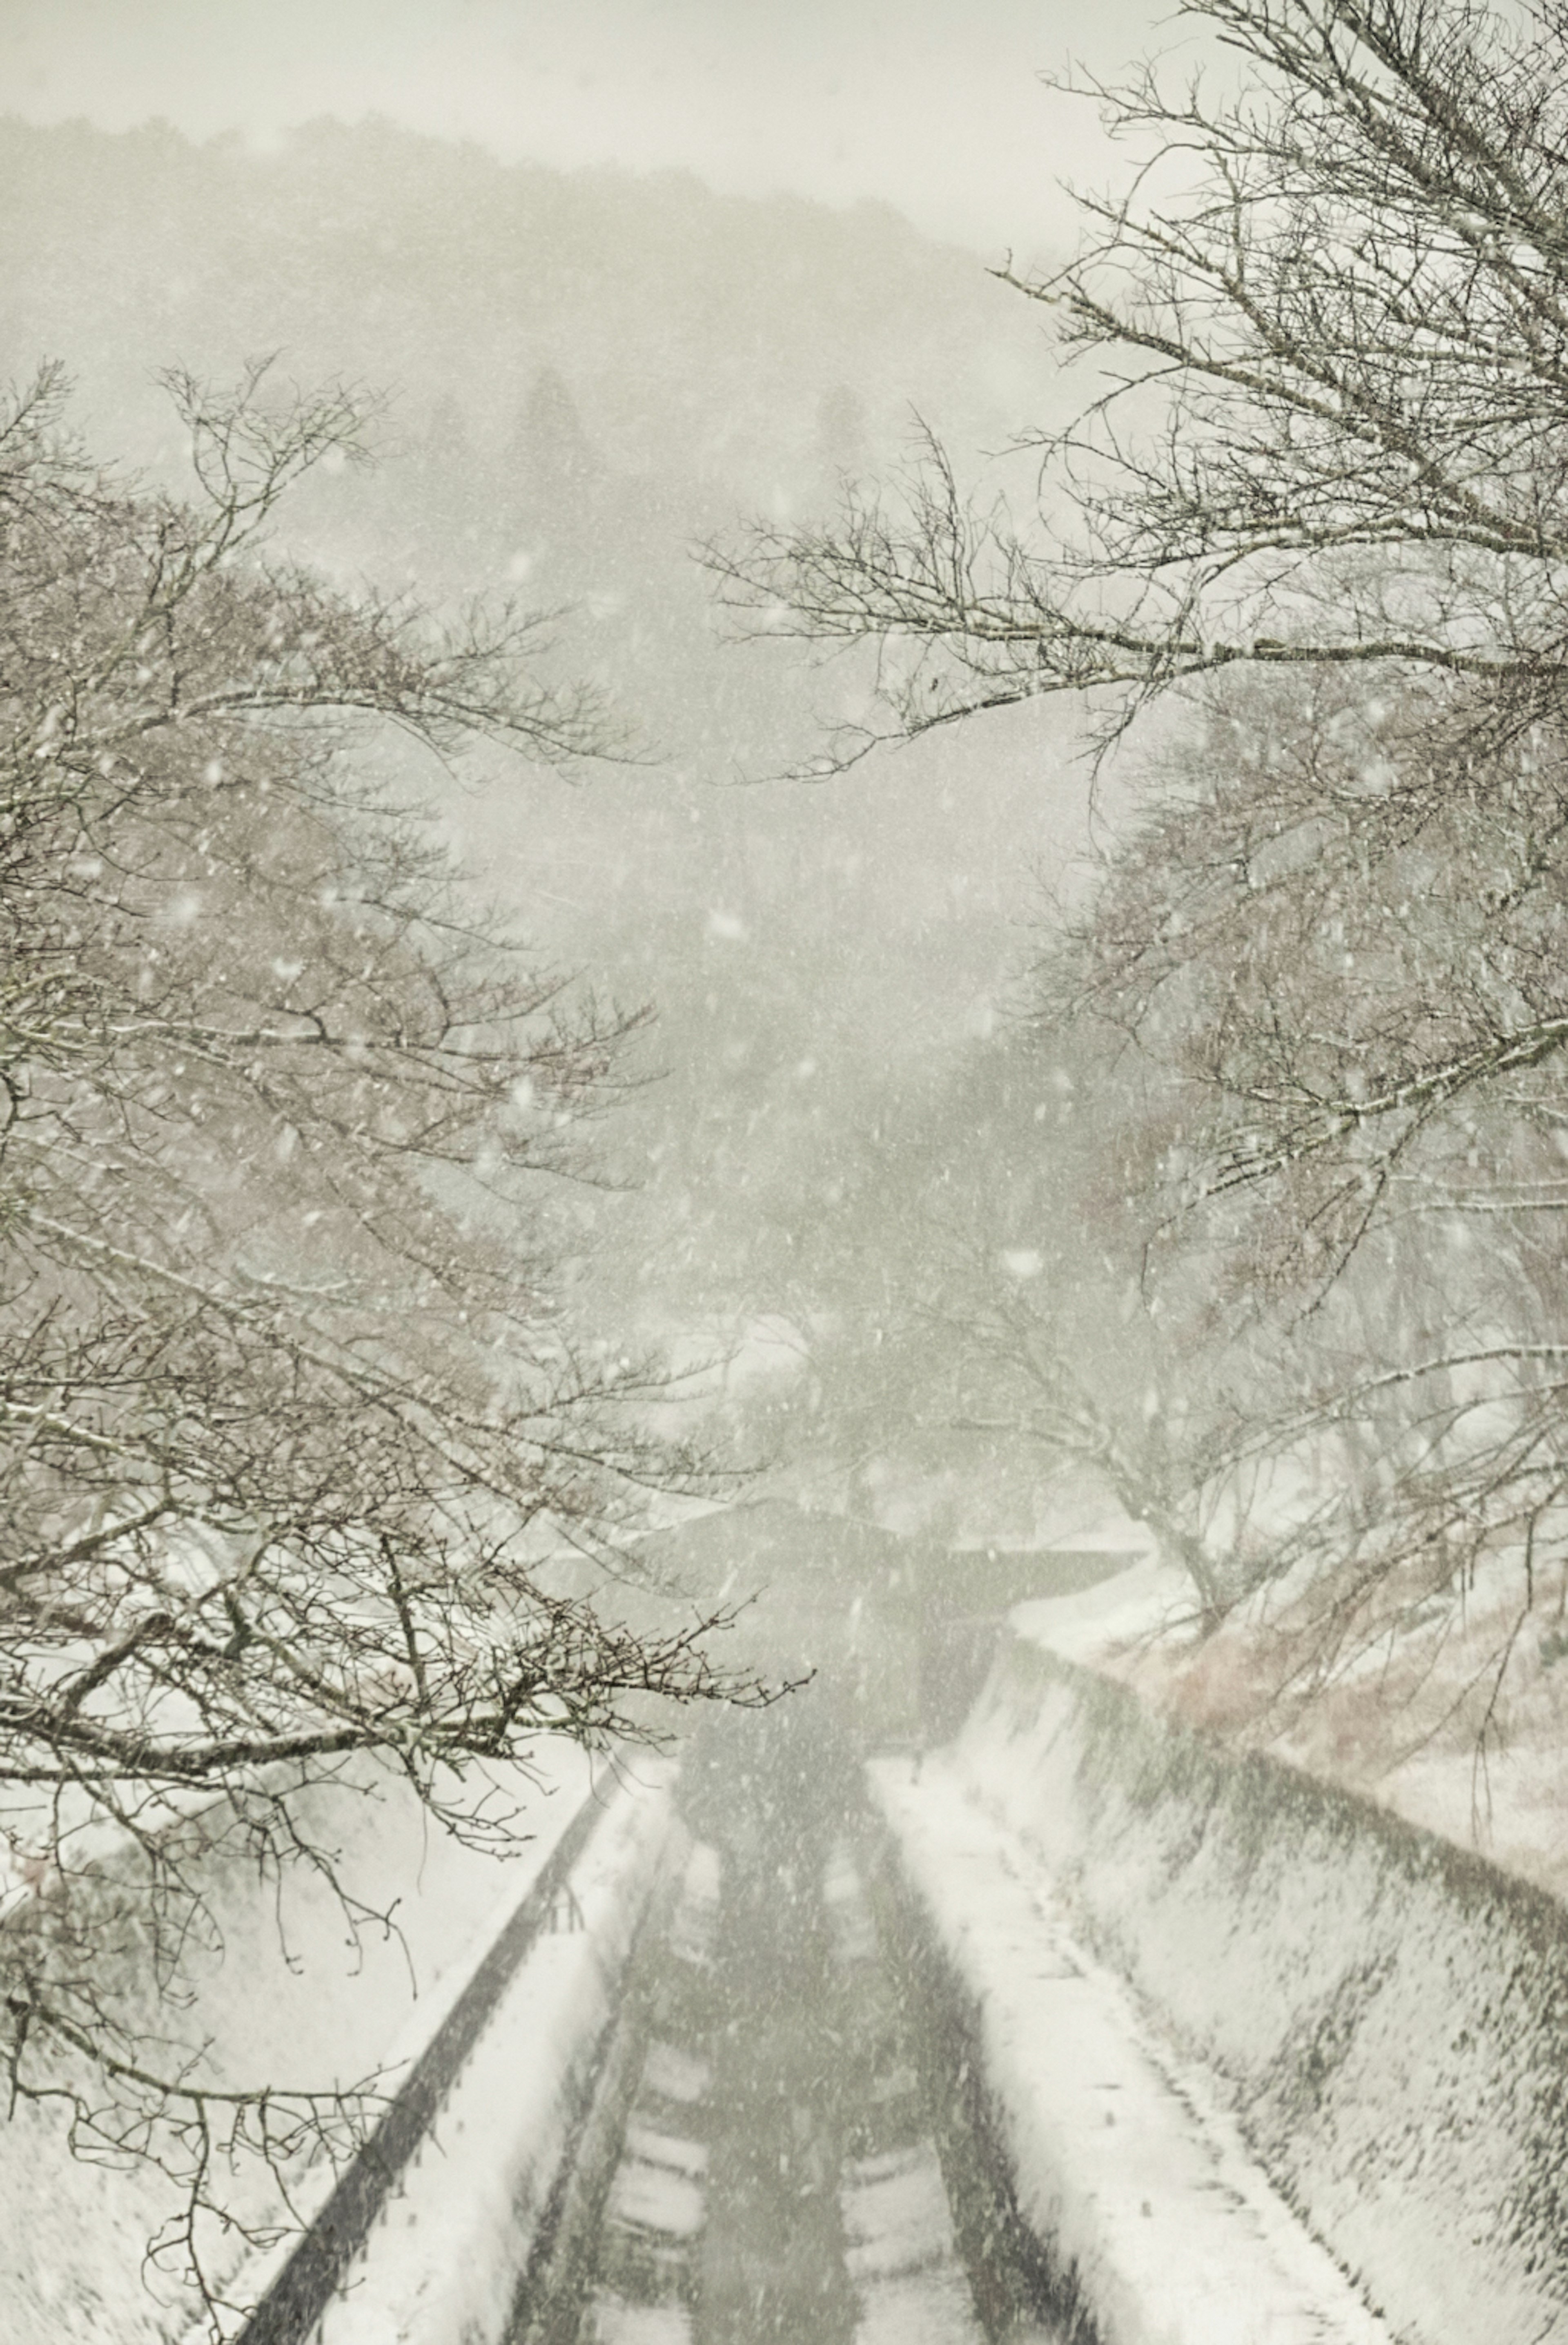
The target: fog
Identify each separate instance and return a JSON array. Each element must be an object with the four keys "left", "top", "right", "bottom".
[
  {"left": 1, "top": 0, "right": 1163, "bottom": 250},
  {"left": 4, "top": 6, "right": 1564, "bottom": 2341},
  {"left": 0, "top": 56, "right": 1132, "bottom": 1534}
]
